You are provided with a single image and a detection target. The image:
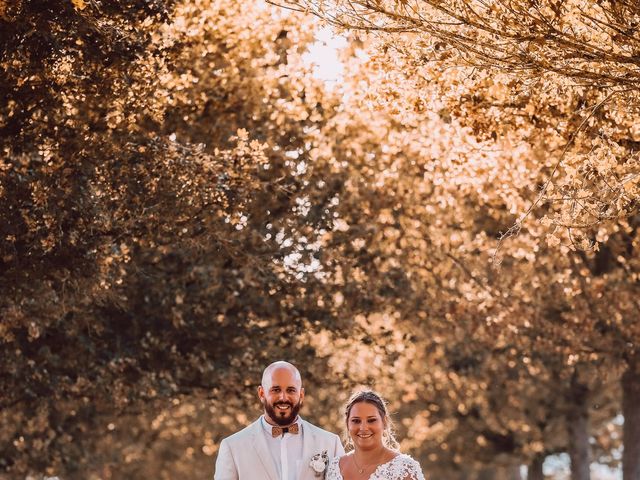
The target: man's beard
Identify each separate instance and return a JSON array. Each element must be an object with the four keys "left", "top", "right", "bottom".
[{"left": 262, "top": 398, "right": 302, "bottom": 426}]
